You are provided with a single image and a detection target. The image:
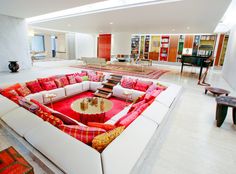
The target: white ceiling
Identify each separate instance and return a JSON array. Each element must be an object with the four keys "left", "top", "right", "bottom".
[
  {"left": 29, "top": 0, "right": 231, "bottom": 34},
  {"left": 0, "top": 0, "right": 103, "bottom": 18}
]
